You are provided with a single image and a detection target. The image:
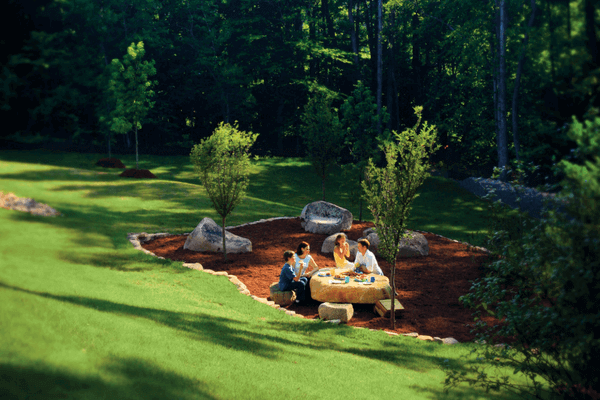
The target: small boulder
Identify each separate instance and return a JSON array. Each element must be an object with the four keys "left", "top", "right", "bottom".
[
  {"left": 318, "top": 302, "right": 354, "bottom": 323},
  {"left": 184, "top": 217, "right": 252, "bottom": 253},
  {"left": 300, "top": 201, "right": 353, "bottom": 235},
  {"left": 321, "top": 233, "right": 358, "bottom": 258},
  {"left": 443, "top": 337, "right": 460, "bottom": 345},
  {"left": 270, "top": 282, "right": 296, "bottom": 306},
  {"left": 362, "top": 228, "right": 429, "bottom": 258}
]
